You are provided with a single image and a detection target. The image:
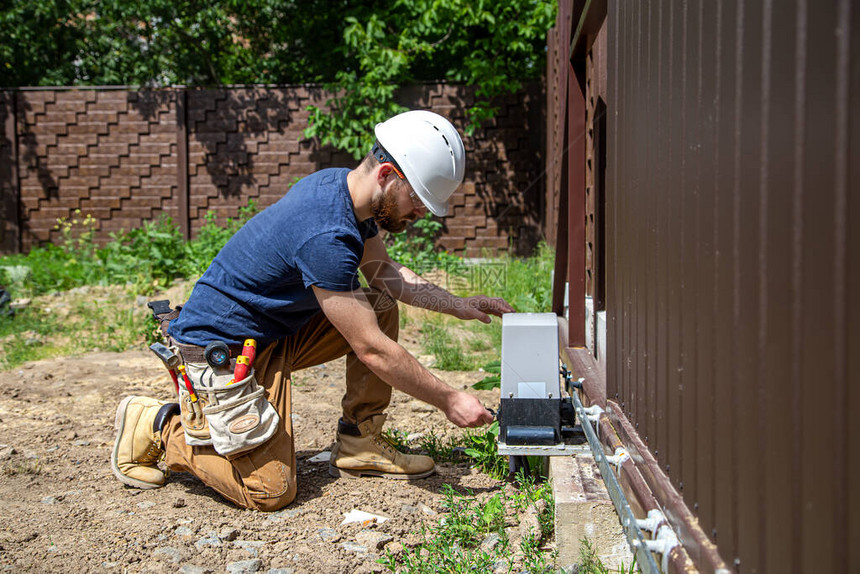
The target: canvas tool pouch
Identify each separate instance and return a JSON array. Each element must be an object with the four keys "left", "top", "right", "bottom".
[{"left": 183, "top": 363, "right": 280, "bottom": 458}]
